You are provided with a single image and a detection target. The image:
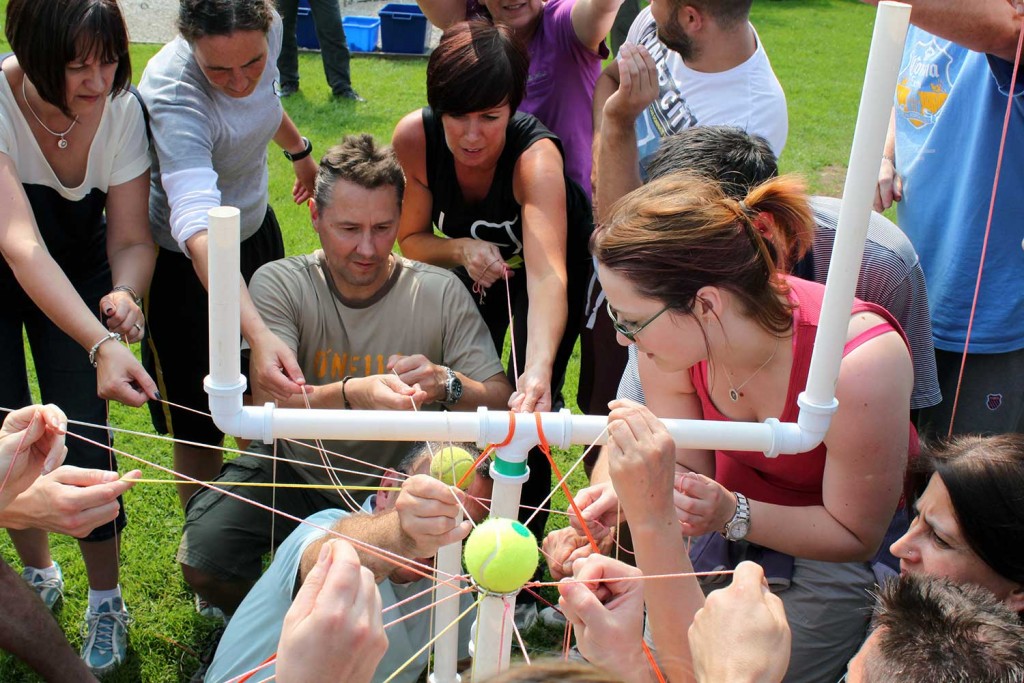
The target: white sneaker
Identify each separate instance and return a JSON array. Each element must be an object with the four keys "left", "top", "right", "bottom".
[
  {"left": 22, "top": 561, "right": 64, "bottom": 611},
  {"left": 81, "top": 596, "right": 131, "bottom": 675}
]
